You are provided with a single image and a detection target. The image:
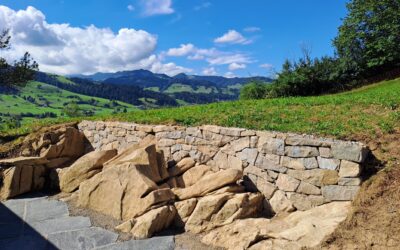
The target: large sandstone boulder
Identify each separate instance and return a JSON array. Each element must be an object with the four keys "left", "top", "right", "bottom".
[
  {"left": 78, "top": 162, "right": 175, "bottom": 220},
  {"left": 185, "top": 192, "right": 264, "bottom": 233},
  {"left": 173, "top": 169, "right": 243, "bottom": 200},
  {"left": 168, "top": 157, "right": 196, "bottom": 177},
  {"left": 40, "top": 127, "right": 85, "bottom": 160},
  {"left": 0, "top": 164, "right": 46, "bottom": 200},
  {"left": 116, "top": 205, "right": 177, "bottom": 239},
  {"left": 59, "top": 149, "right": 117, "bottom": 193},
  {"left": 202, "top": 202, "right": 351, "bottom": 250}
]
